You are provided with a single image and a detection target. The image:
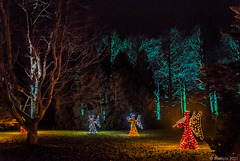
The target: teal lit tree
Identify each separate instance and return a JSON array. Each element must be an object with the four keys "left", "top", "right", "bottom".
[
  {"left": 110, "top": 32, "right": 123, "bottom": 62},
  {"left": 167, "top": 28, "right": 184, "bottom": 108},
  {"left": 153, "top": 71, "right": 163, "bottom": 120},
  {"left": 219, "top": 35, "right": 240, "bottom": 96},
  {"left": 219, "top": 36, "right": 240, "bottom": 63},
  {"left": 138, "top": 27, "right": 204, "bottom": 118},
  {"left": 97, "top": 32, "right": 123, "bottom": 63},
  {"left": 206, "top": 33, "right": 240, "bottom": 116},
  {"left": 177, "top": 26, "right": 203, "bottom": 114},
  {"left": 140, "top": 37, "right": 166, "bottom": 120},
  {"left": 122, "top": 35, "right": 143, "bottom": 64}
]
